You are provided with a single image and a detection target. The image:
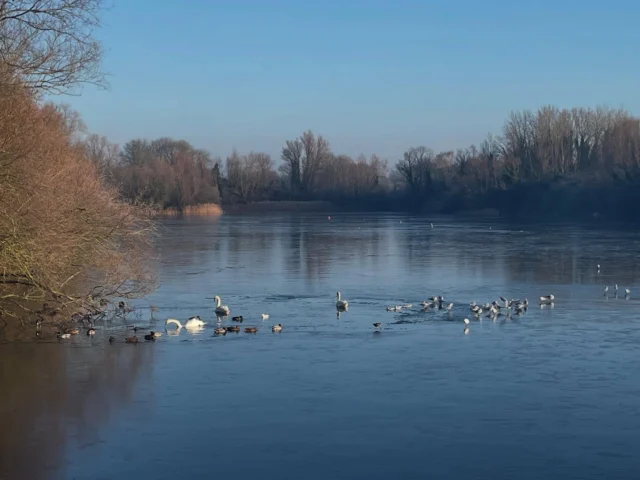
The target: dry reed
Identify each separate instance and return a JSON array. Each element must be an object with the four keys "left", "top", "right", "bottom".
[{"left": 160, "top": 203, "right": 223, "bottom": 217}]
